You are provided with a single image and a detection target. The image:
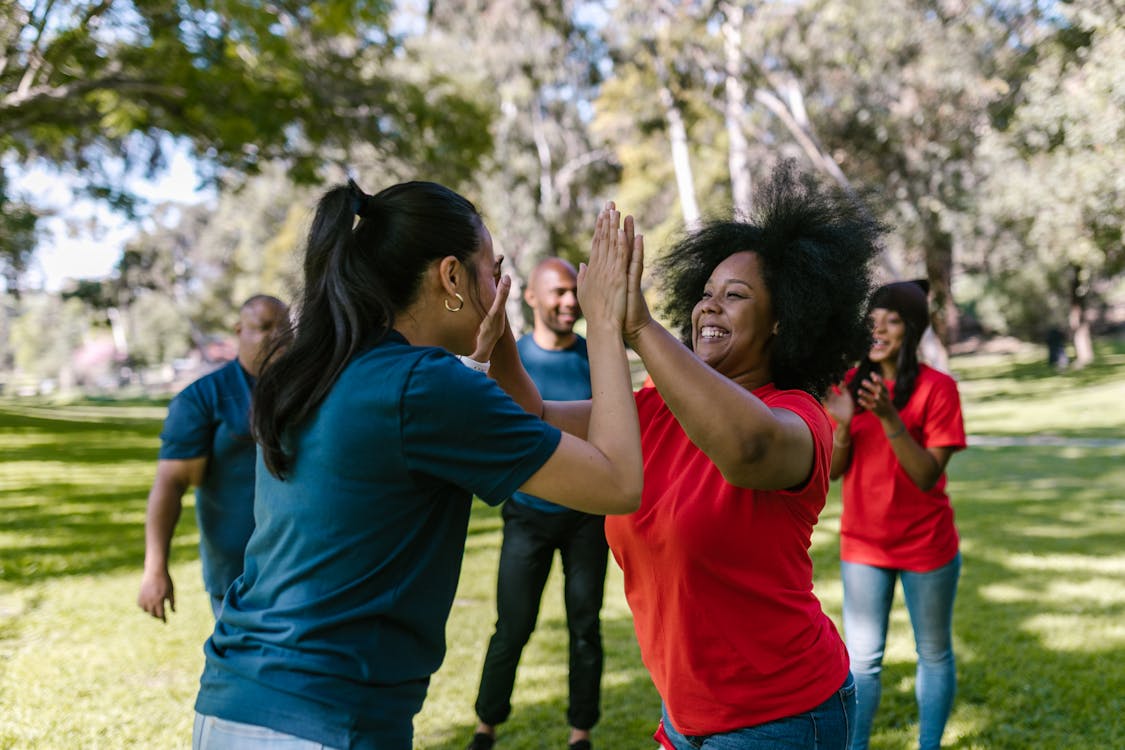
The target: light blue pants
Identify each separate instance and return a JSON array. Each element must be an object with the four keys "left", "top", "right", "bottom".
[
  {"left": 841, "top": 553, "right": 961, "bottom": 750},
  {"left": 193, "top": 714, "right": 341, "bottom": 750},
  {"left": 659, "top": 675, "right": 856, "bottom": 749}
]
